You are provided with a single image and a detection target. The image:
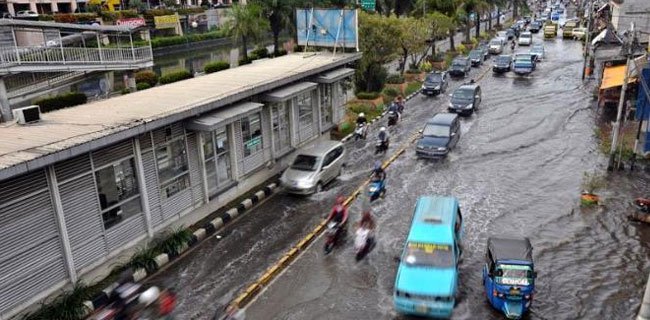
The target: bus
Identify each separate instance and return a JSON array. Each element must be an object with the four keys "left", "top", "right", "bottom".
[{"left": 393, "top": 196, "right": 463, "bottom": 319}]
